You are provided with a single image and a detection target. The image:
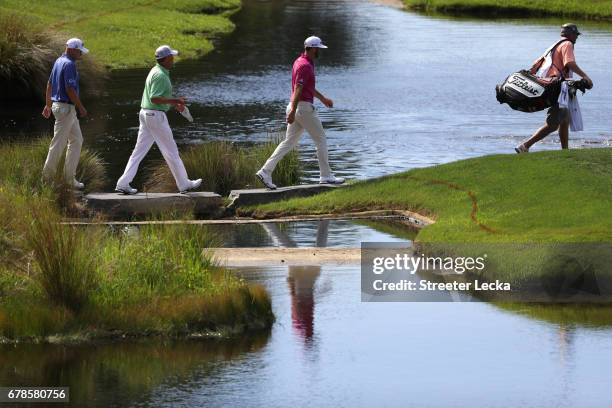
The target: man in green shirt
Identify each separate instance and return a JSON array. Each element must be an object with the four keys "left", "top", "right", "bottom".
[{"left": 115, "top": 45, "right": 201, "bottom": 194}]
